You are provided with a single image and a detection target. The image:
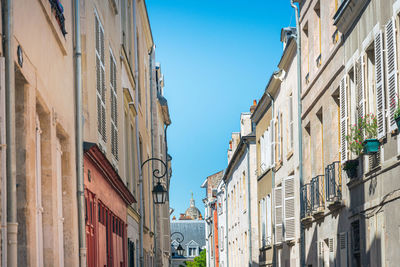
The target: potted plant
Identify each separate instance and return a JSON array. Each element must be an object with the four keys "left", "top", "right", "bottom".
[
  {"left": 360, "top": 113, "right": 379, "bottom": 155},
  {"left": 343, "top": 159, "right": 359, "bottom": 178},
  {"left": 345, "top": 122, "right": 363, "bottom": 178}
]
